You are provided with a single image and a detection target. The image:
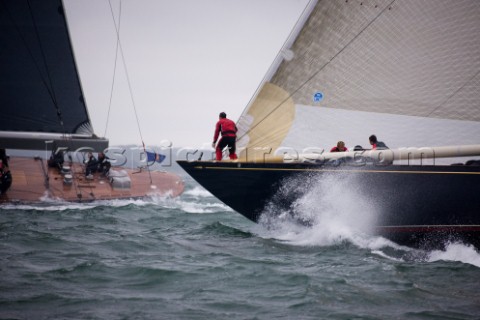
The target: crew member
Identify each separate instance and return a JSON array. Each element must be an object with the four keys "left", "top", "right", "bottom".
[
  {"left": 212, "top": 112, "right": 238, "bottom": 161},
  {"left": 369, "top": 135, "right": 388, "bottom": 149},
  {"left": 0, "top": 160, "right": 12, "bottom": 194},
  {"left": 330, "top": 141, "right": 348, "bottom": 152},
  {"left": 0, "top": 149, "right": 8, "bottom": 167},
  {"left": 85, "top": 152, "right": 98, "bottom": 178},
  {"left": 97, "top": 152, "right": 111, "bottom": 175},
  {"left": 48, "top": 148, "right": 65, "bottom": 169}
]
